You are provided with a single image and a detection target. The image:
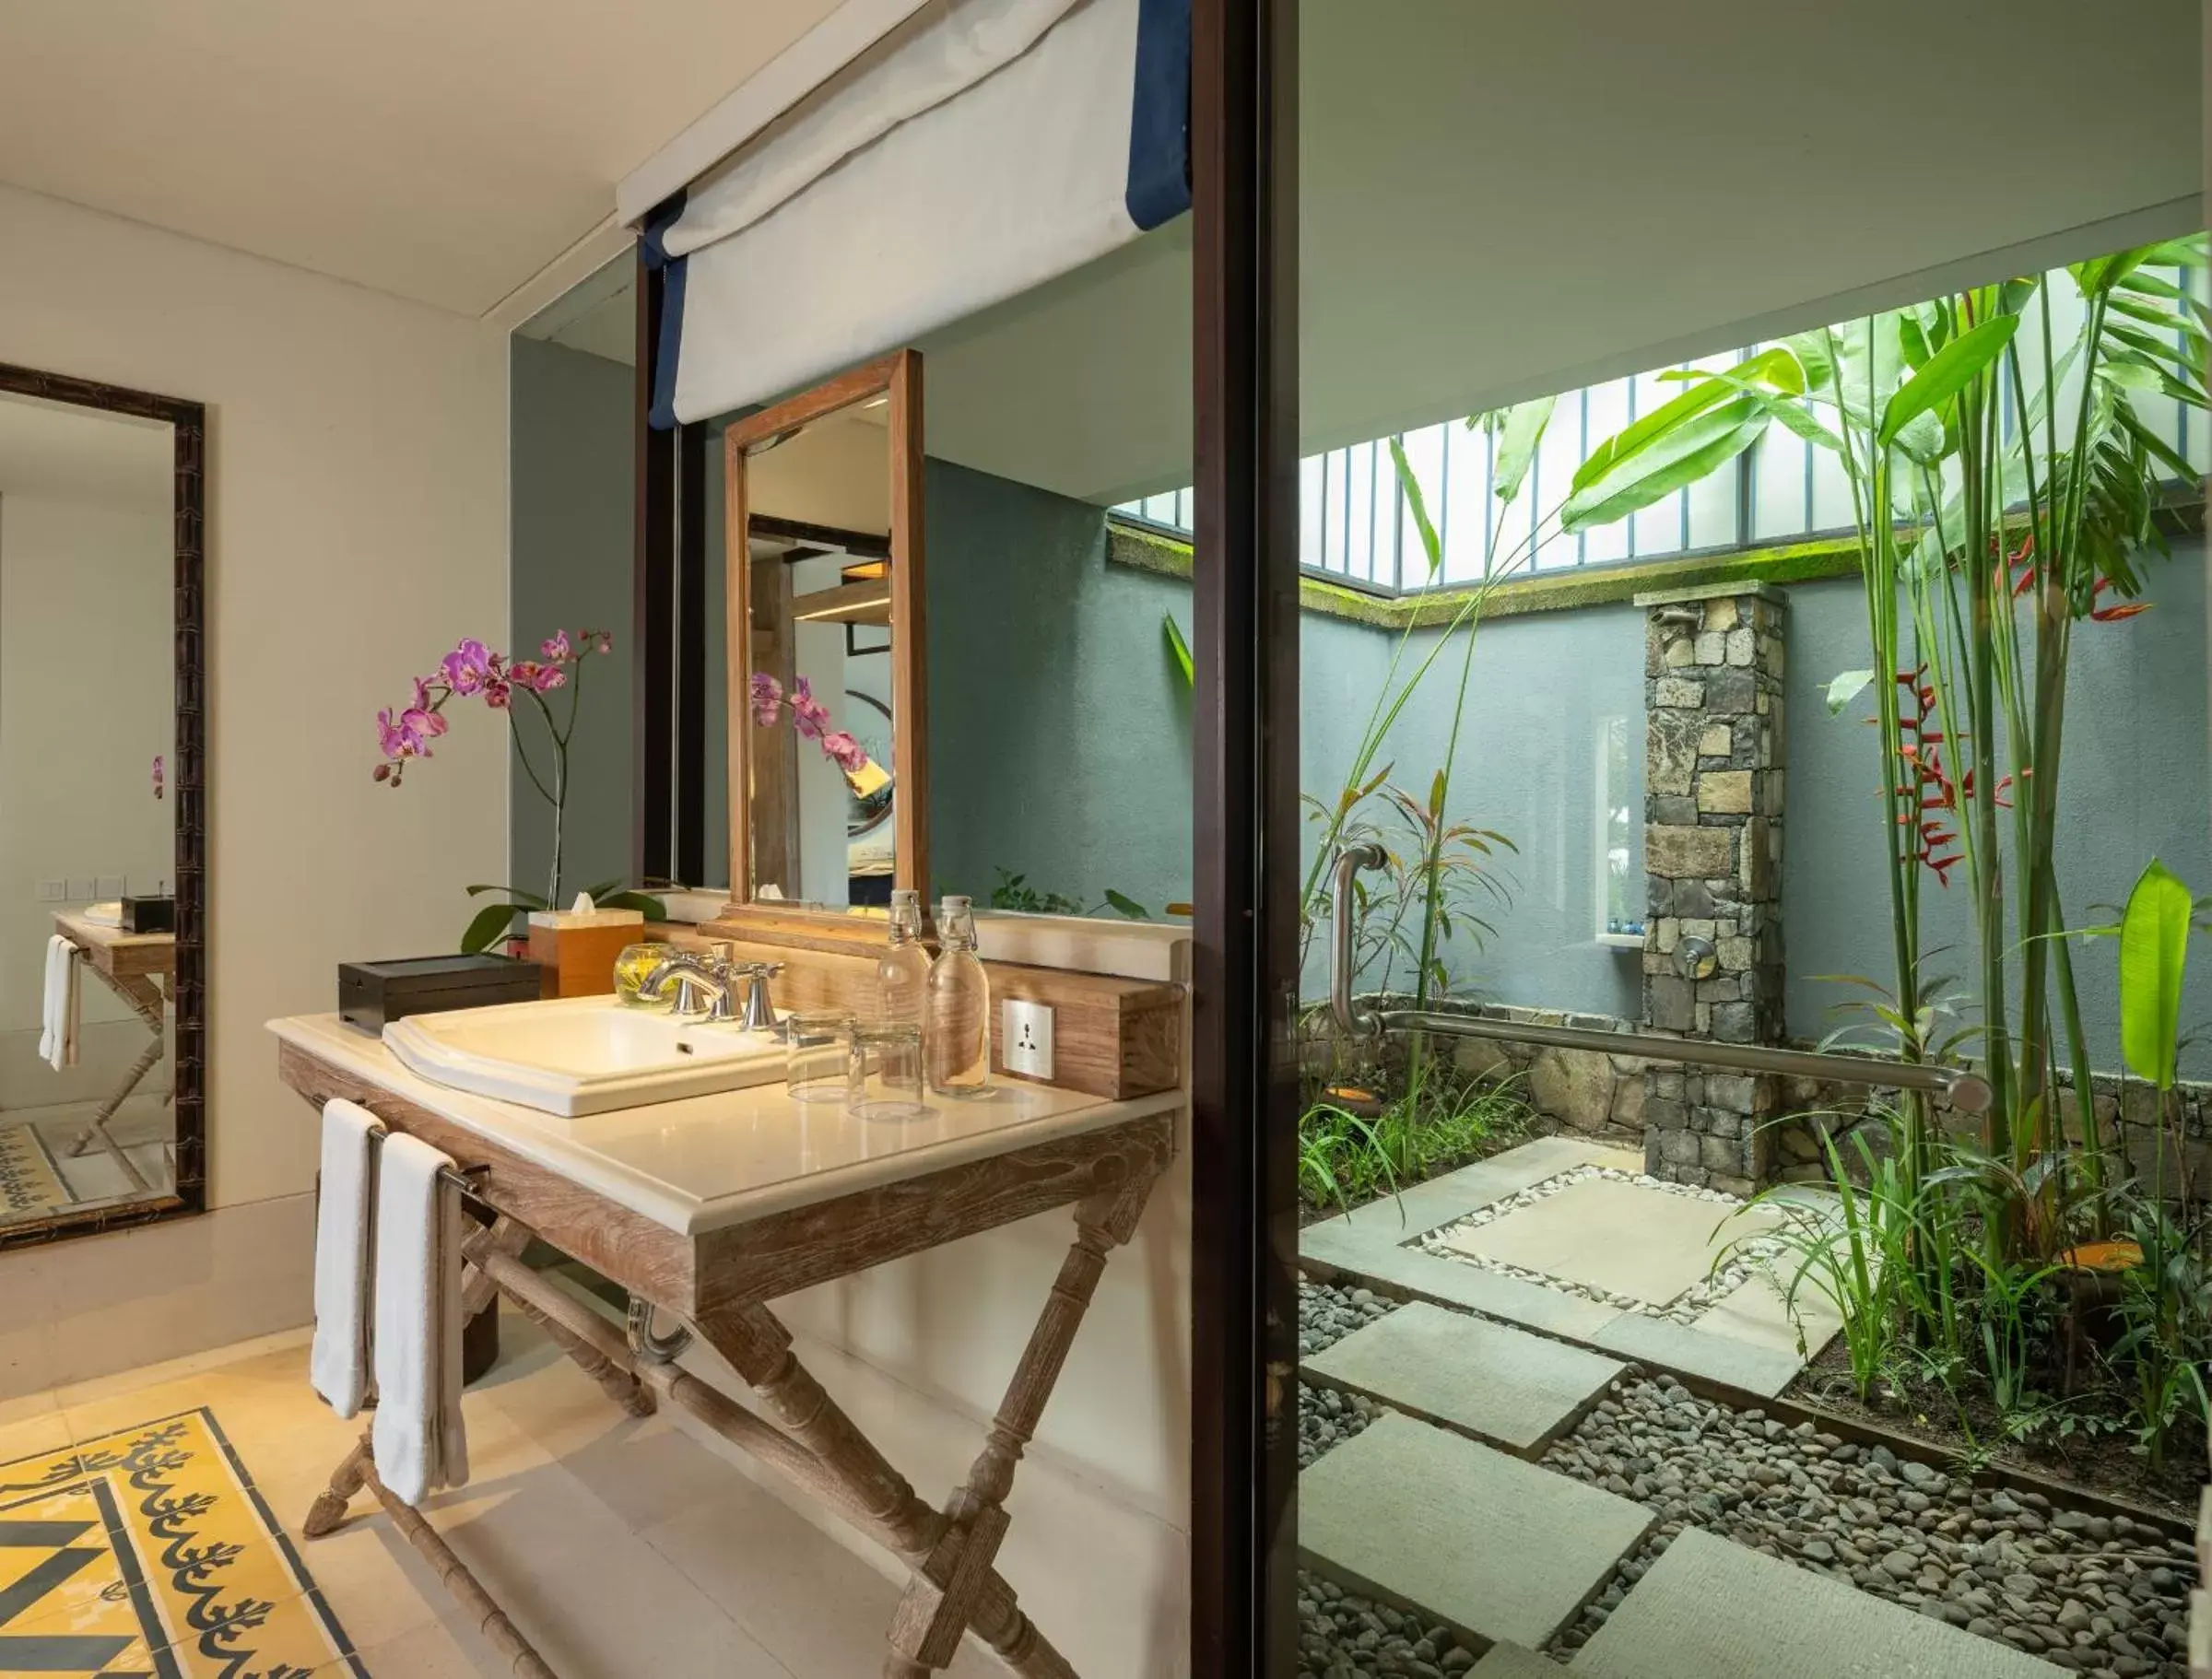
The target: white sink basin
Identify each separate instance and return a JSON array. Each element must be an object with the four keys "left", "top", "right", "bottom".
[{"left": 383, "top": 995, "right": 786, "bottom": 1117}]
